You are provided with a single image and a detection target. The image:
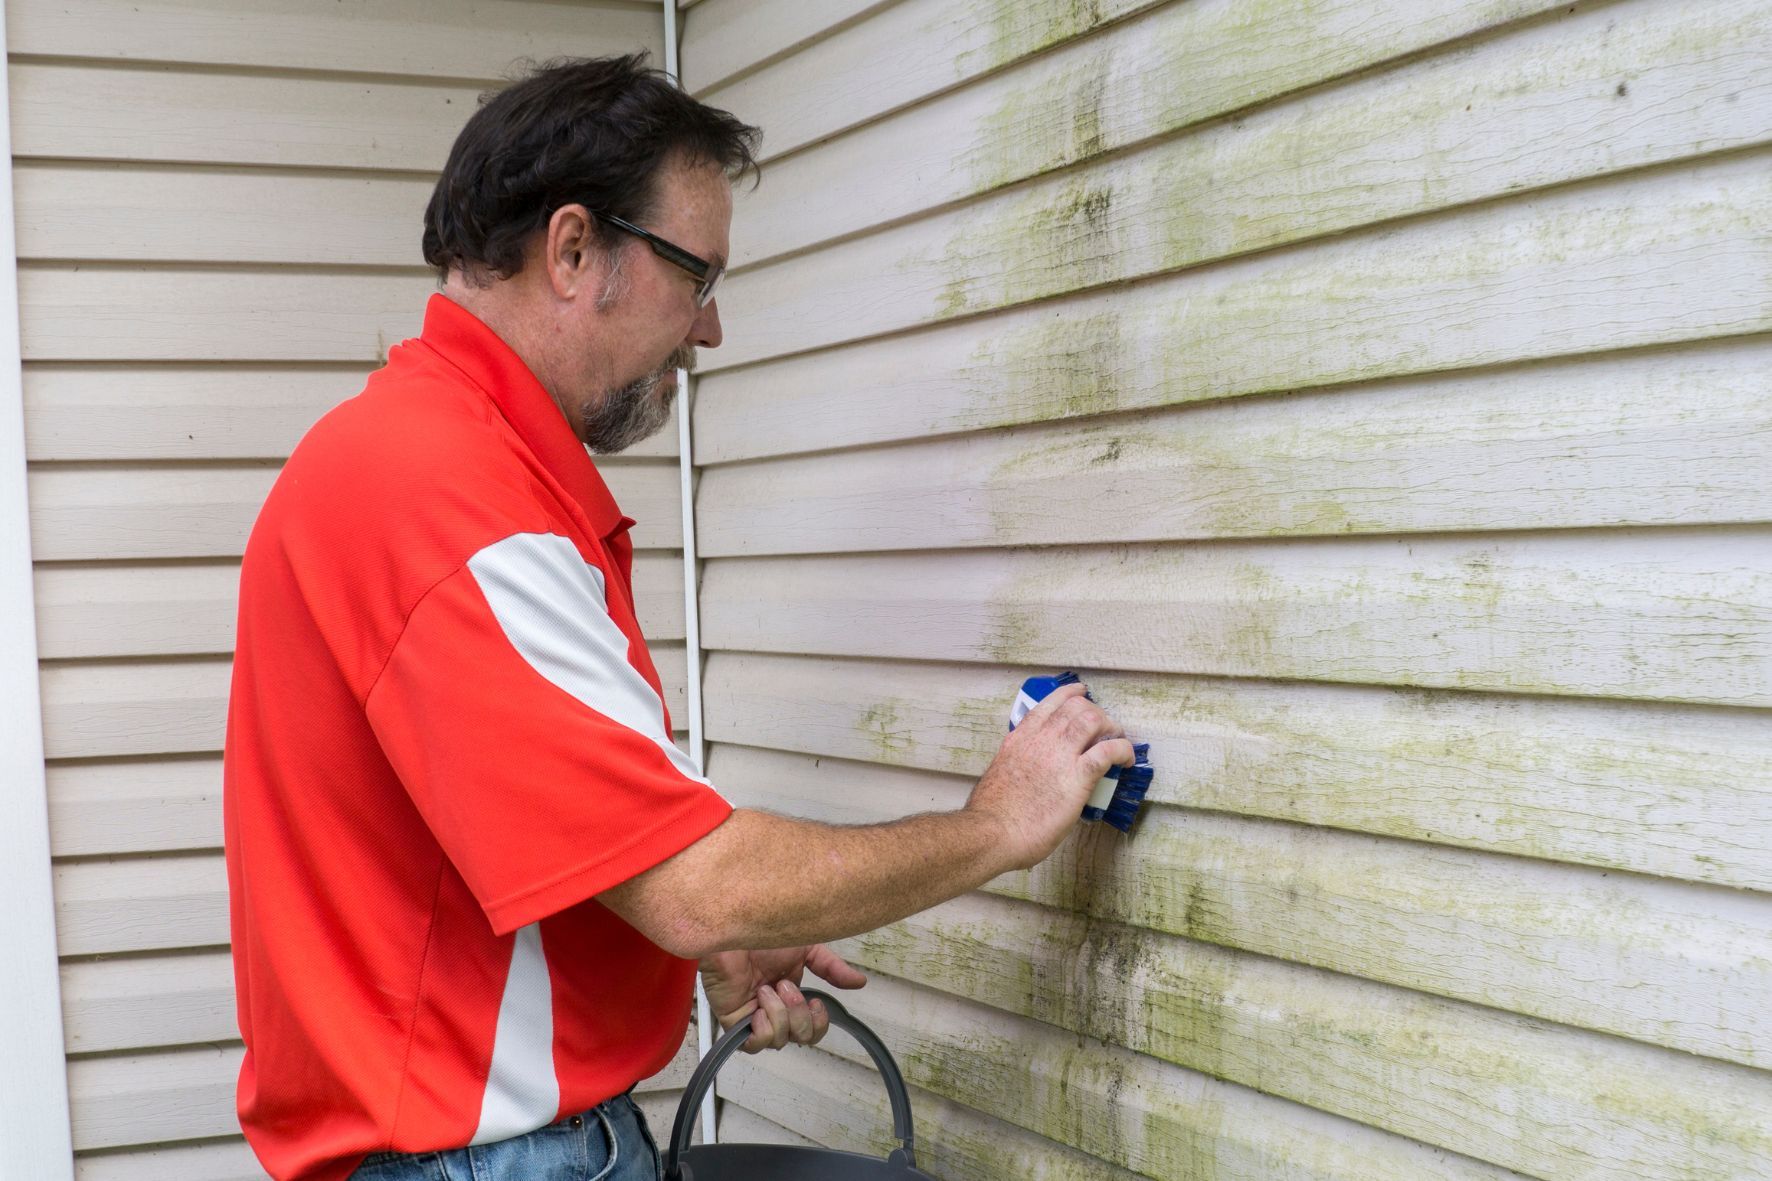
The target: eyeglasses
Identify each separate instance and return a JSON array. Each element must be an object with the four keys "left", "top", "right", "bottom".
[{"left": 598, "top": 213, "right": 724, "bottom": 308}]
